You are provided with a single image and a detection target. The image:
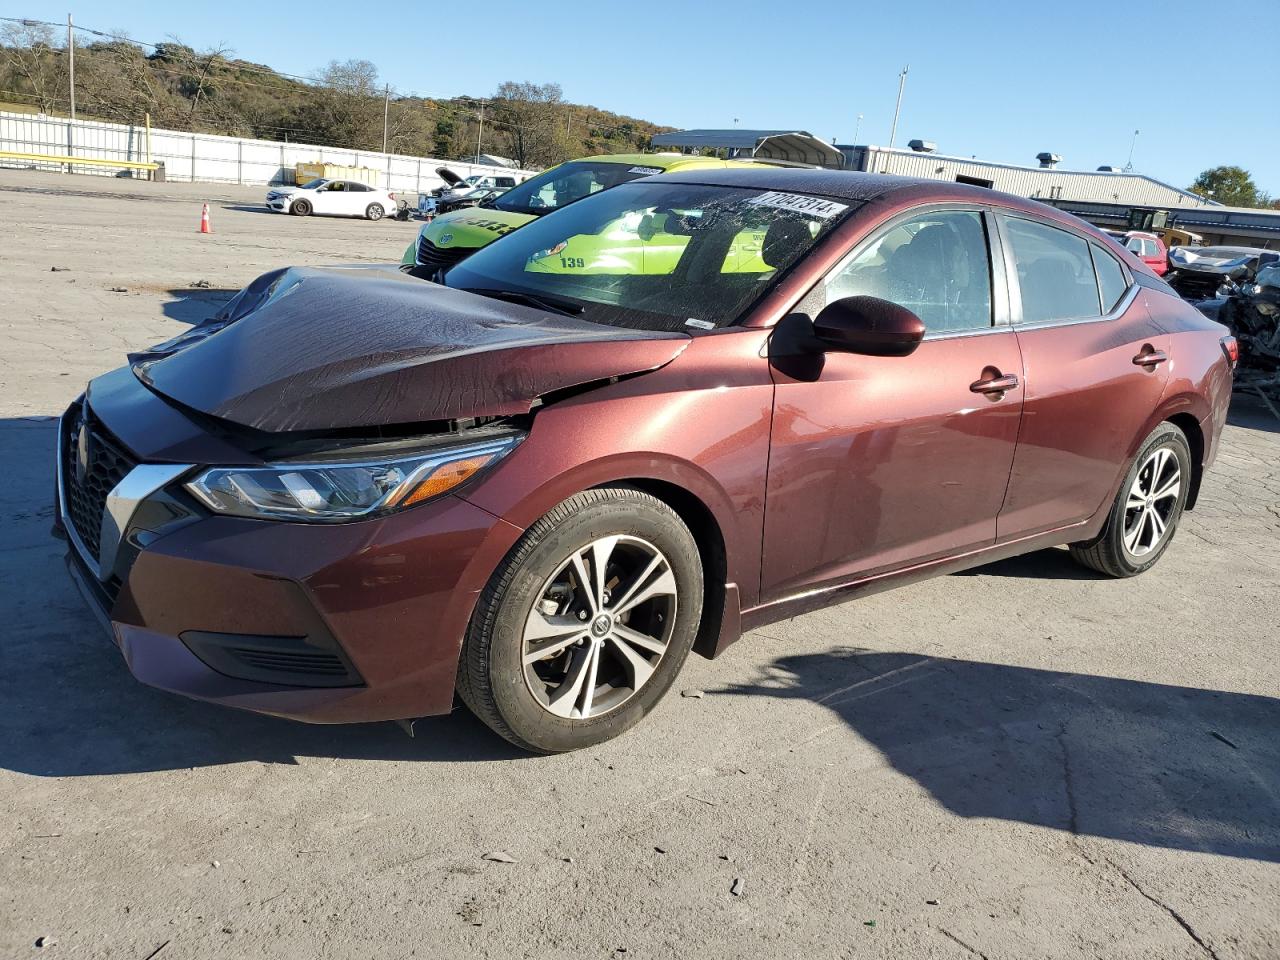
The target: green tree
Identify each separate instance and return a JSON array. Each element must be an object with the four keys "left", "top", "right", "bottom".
[{"left": 1187, "top": 166, "right": 1267, "bottom": 208}]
